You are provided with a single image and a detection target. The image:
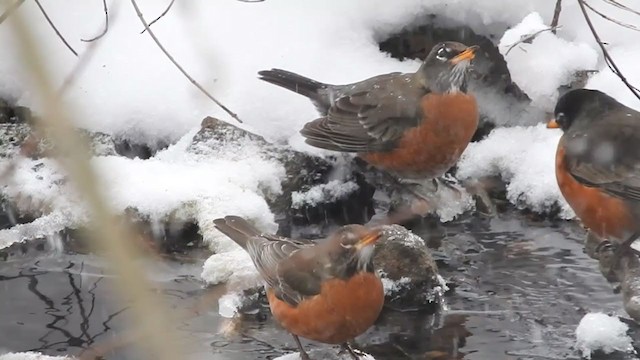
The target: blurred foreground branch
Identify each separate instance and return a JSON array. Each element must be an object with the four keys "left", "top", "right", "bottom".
[
  {"left": 9, "top": 9, "right": 184, "bottom": 360},
  {"left": 130, "top": 0, "right": 243, "bottom": 123},
  {"left": 0, "top": 0, "right": 24, "bottom": 25}
]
